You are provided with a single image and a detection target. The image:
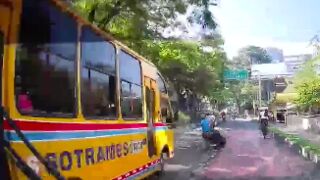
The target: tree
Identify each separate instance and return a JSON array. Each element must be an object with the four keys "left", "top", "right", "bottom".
[
  {"left": 142, "top": 39, "right": 226, "bottom": 113},
  {"left": 294, "top": 56, "right": 320, "bottom": 112},
  {"left": 71, "top": 0, "right": 218, "bottom": 41},
  {"left": 295, "top": 78, "right": 320, "bottom": 111},
  {"left": 232, "top": 45, "right": 272, "bottom": 69},
  {"left": 219, "top": 81, "right": 257, "bottom": 112},
  {"left": 156, "top": 41, "right": 226, "bottom": 96}
]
